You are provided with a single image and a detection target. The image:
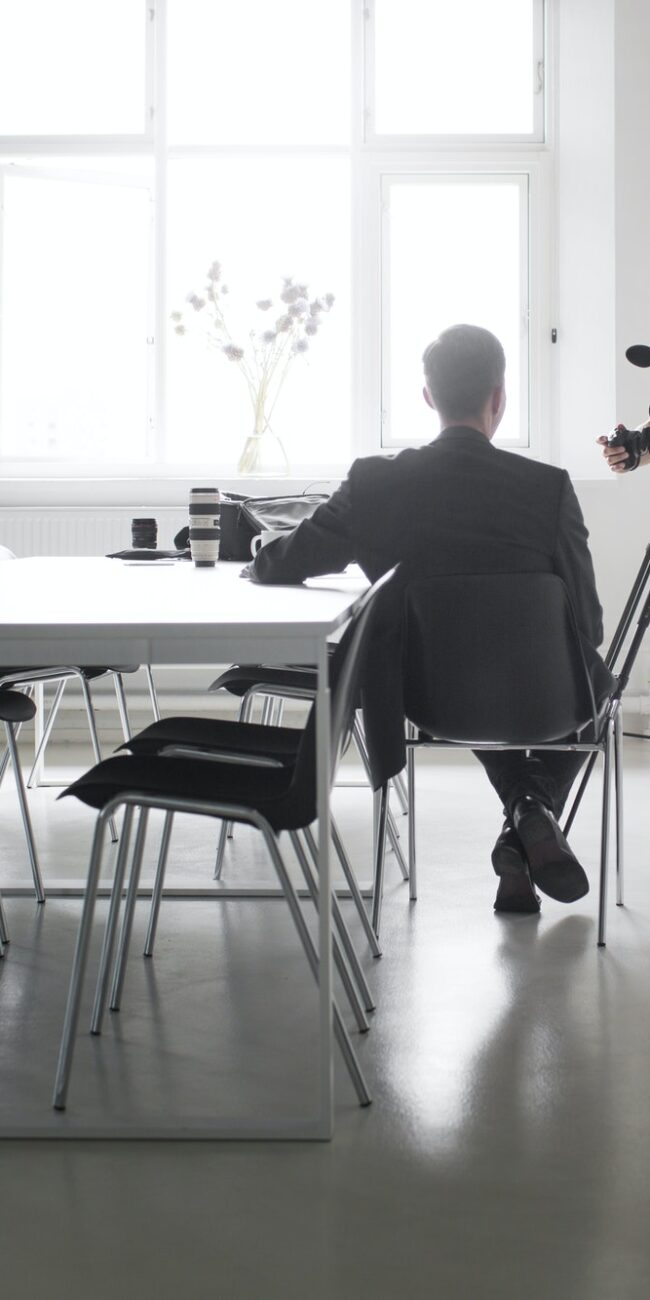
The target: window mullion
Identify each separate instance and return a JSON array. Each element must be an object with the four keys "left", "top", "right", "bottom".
[{"left": 153, "top": 0, "right": 168, "bottom": 467}]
